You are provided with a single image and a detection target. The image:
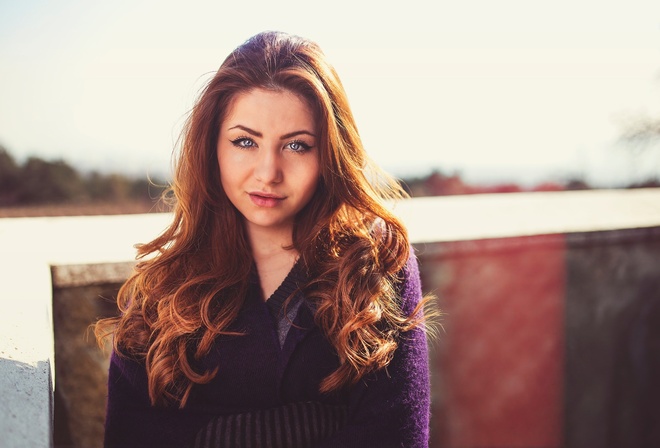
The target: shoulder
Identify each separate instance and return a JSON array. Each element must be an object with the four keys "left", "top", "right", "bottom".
[
  {"left": 368, "top": 217, "right": 422, "bottom": 315},
  {"left": 397, "top": 249, "right": 423, "bottom": 317},
  {"left": 108, "top": 349, "right": 149, "bottom": 393}
]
